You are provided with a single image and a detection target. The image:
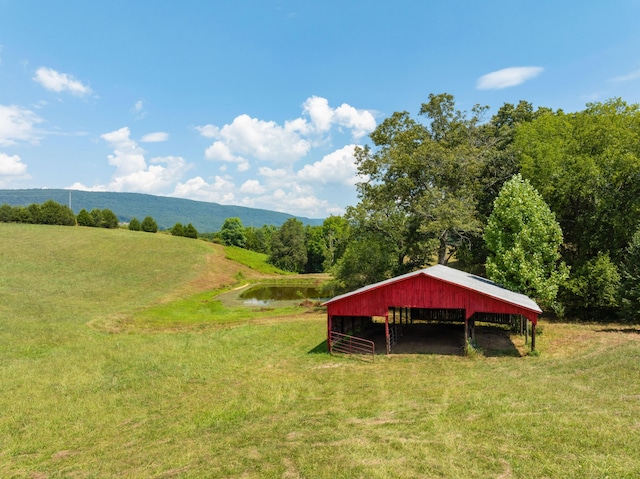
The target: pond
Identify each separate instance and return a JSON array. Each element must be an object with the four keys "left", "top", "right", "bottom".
[{"left": 239, "top": 284, "right": 328, "bottom": 306}]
